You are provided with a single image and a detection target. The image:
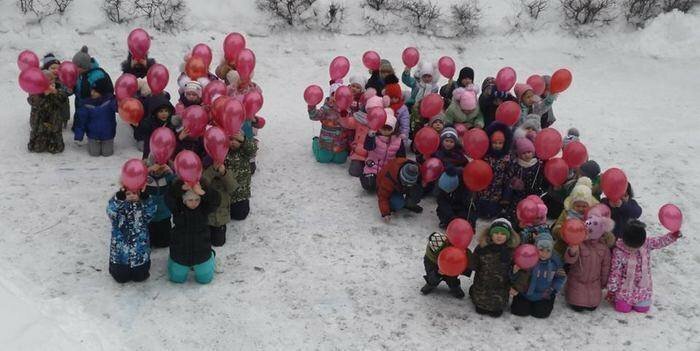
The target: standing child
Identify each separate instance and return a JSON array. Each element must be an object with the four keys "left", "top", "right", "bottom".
[
  {"left": 420, "top": 231, "right": 471, "bottom": 298},
  {"left": 479, "top": 77, "right": 517, "bottom": 128},
  {"left": 202, "top": 158, "right": 238, "bottom": 246},
  {"left": 432, "top": 128, "right": 468, "bottom": 169},
  {"left": 514, "top": 83, "right": 556, "bottom": 127},
  {"left": 477, "top": 122, "right": 513, "bottom": 219},
  {"left": 27, "top": 70, "right": 69, "bottom": 153},
  {"left": 226, "top": 132, "right": 258, "bottom": 221},
  {"left": 607, "top": 220, "right": 681, "bottom": 313},
  {"left": 360, "top": 112, "right": 405, "bottom": 191},
  {"left": 552, "top": 177, "right": 603, "bottom": 255},
  {"left": 469, "top": 218, "right": 521, "bottom": 317},
  {"left": 106, "top": 186, "right": 157, "bottom": 283},
  {"left": 42, "top": 53, "right": 71, "bottom": 129},
  {"left": 73, "top": 78, "right": 117, "bottom": 157},
  {"left": 308, "top": 83, "right": 349, "bottom": 164},
  {"left": 144, "top": 162, "right": 175, "bottom": 248}
]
